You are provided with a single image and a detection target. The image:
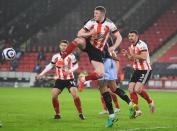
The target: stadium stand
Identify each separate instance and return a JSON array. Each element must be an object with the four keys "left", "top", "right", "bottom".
[
  {"left": 158, "top": 43, "right": 177, "bottom": 63},
  {"left": 119, "top": 2, "right": 177, "bottom": 69},
  {"left": 0, "top": 0, "right": 177, "bottom": 88}
]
